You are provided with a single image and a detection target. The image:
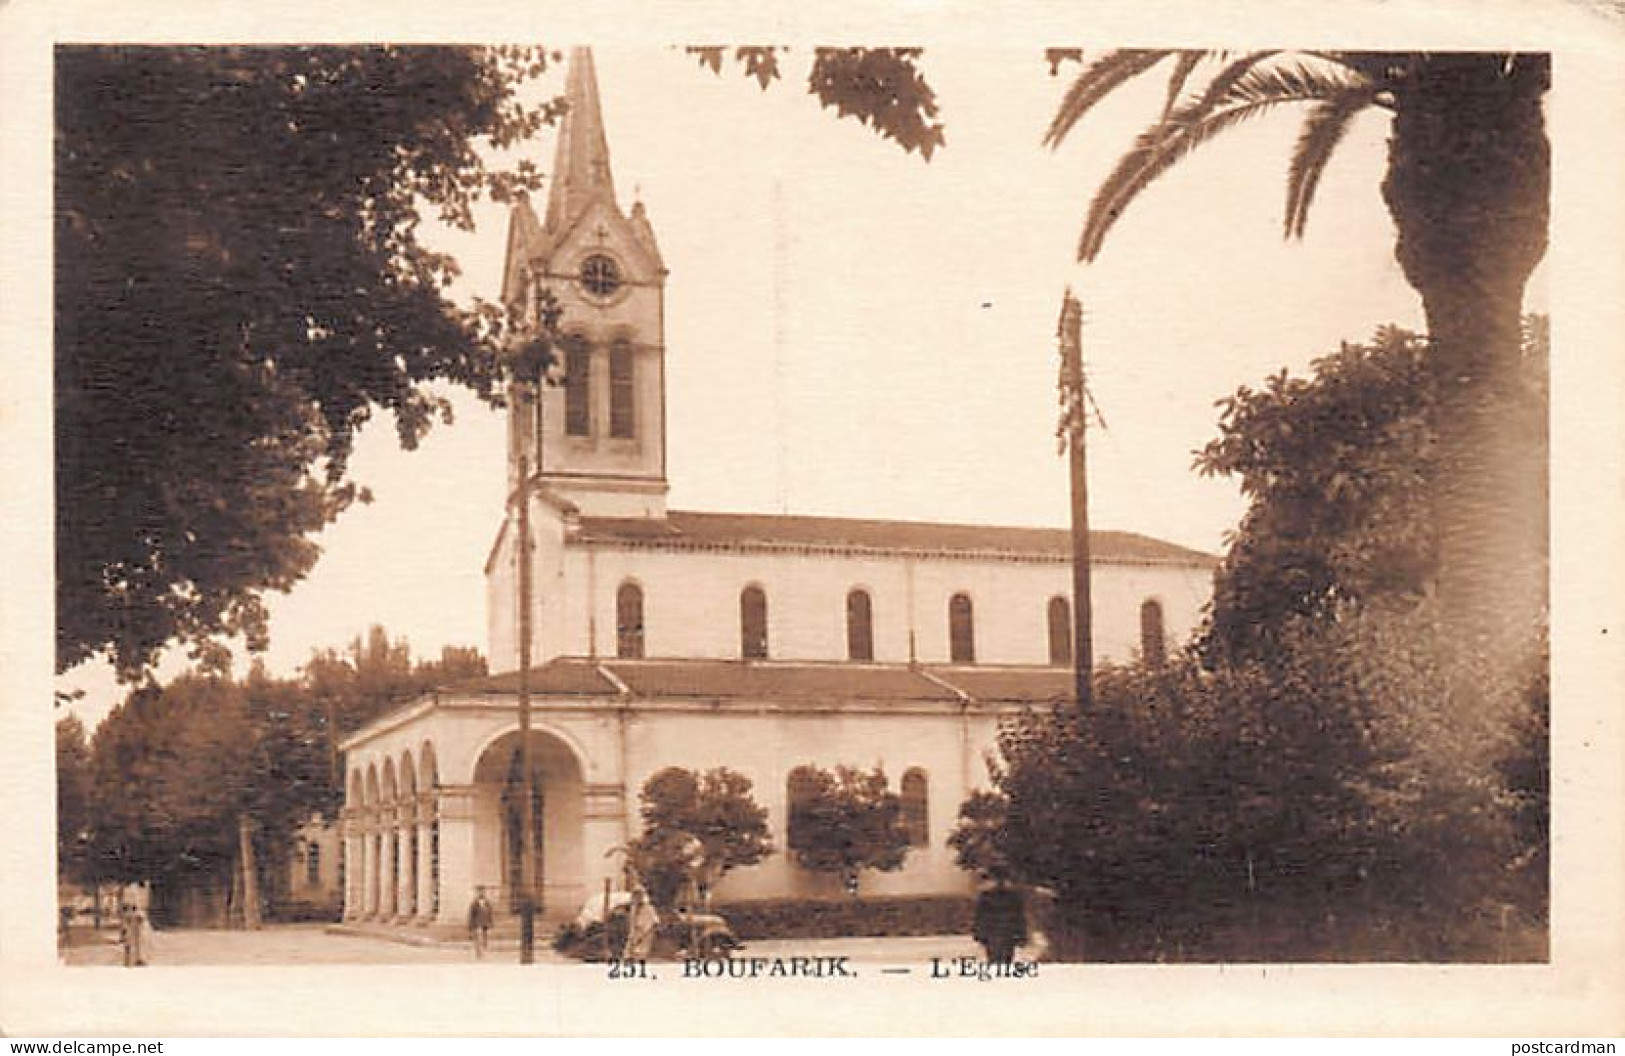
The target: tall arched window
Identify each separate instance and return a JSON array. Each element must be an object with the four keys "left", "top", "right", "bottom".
[
  {"left": 616, "top": 581, "right": 645, "bottom": 659},
  {"left": 609, "top": 340, "right": 635, "bottom": 439},
  {"left": 900, "top": 768, "right": 929, "bottom": 847},
  {"left": 949, "top": 593, "right": 975, "bottom": 664},
  {"left": 564, "top": 337, "right": 592, "bottom": 437},
  {"left": 741, "top": 585, "right": 769, "bottom": 659},
  {"left": 846, "top": 588, "right": 874, "bottom": 661},
  {"left": 786, "top": 766, "right": 821, "bottom": 852},
  {"left": 1140, "top": 598, "right": 1167, "bottom": 667},
  {"left": 1047, "top": 596, "right": 1073, "bottom": 666}
]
